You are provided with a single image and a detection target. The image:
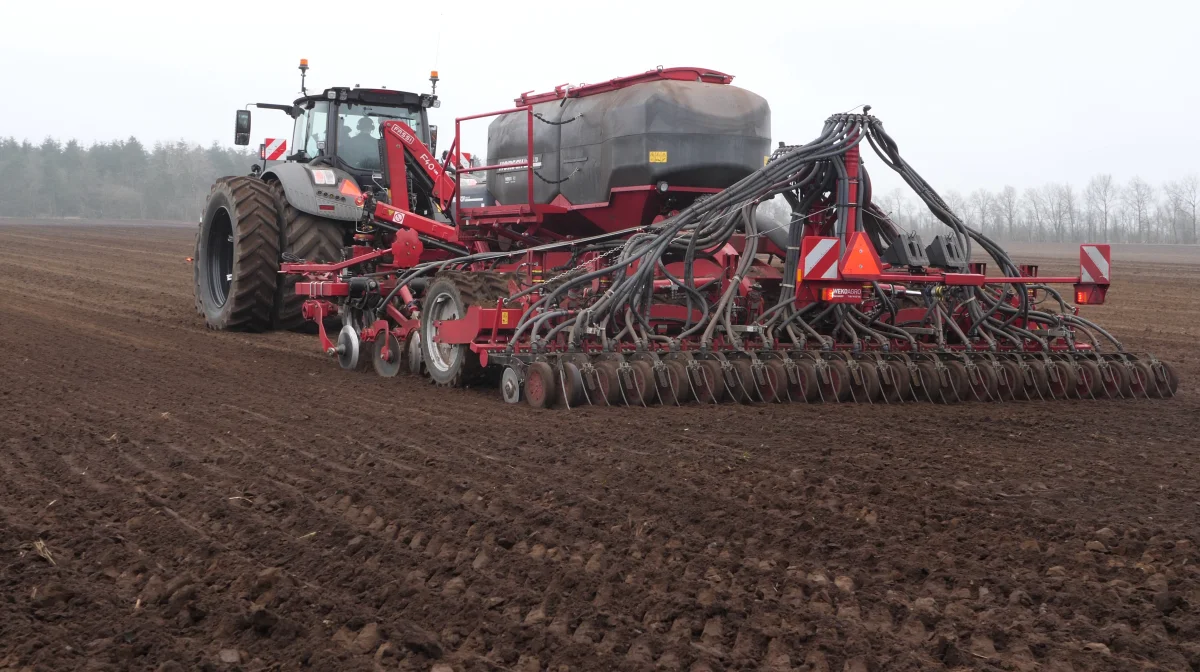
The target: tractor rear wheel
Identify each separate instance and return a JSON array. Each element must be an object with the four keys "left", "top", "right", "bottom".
[
  {"left": 269, "top": 182, "right": 346, "bottom": 330},
  {"left": 194, "top": 177, "right": 281, "bottom": 331}
]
